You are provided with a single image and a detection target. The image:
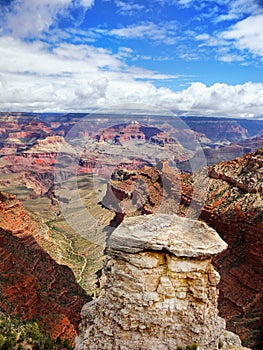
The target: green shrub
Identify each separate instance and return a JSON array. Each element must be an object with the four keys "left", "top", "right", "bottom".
[
  {"left": 0, "top": 314, "right": 73, "bottom": 350},
  {"left": 186, "top": 344, "right": 198, "bottom": 350}
]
